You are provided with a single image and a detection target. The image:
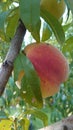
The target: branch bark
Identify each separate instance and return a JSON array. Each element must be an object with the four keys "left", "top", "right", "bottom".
[
  {"left": 40, "top": 115, "right": 73, "bottom": 130},
  {"left": 0, "top": 20, "right": 26, "bottom": 96}
]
